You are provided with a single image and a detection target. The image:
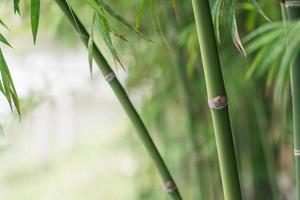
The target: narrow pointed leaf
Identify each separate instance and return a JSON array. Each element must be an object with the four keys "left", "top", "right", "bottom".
[
  {"left": 31, "top": 0, "right": 40, "bottom": 44},
  {"left": 96, "top": 13, "right": 124, "bottom": 69},
  {"left": 96, "top": 0, "right": 152, "bottom": 42},
  {"left": 0, "top": 34, "right": 12, "bottom": 48},
  {"left": 249, "top": 0, "right": 271, "bottom": 22},
  {"left": 0, "top": 49, "right": 20, "bottom": 116},
  {"left": 88, "top": 14, "right": 96, "bottom": 77},
  {"left": 212, "top": 0, "right": 222, "bottom": 43},
  {"left": 0, "top": 20, "right": 9, "bottom": 30},
  {"left": 13, "top": 0, "right": 20, "bottom": 14},
  {"left": 136, "top": 0, "right": 145, "bottom": 28}
]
